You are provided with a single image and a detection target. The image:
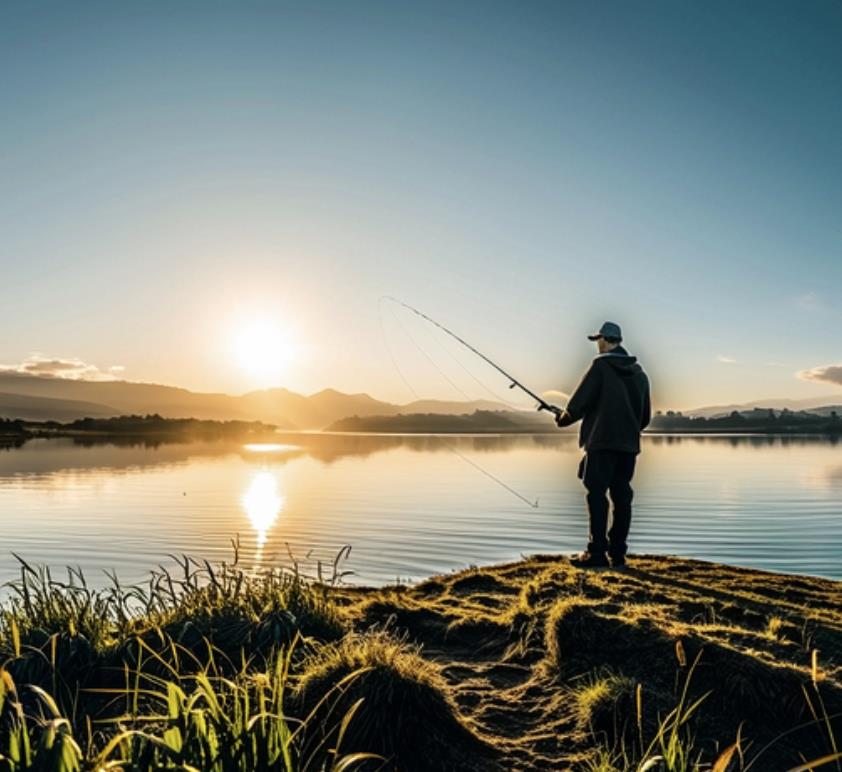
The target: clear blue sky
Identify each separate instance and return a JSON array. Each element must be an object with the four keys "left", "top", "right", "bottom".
[{"left": 2, "top": 1, "right": 840, "bottom": 408}]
